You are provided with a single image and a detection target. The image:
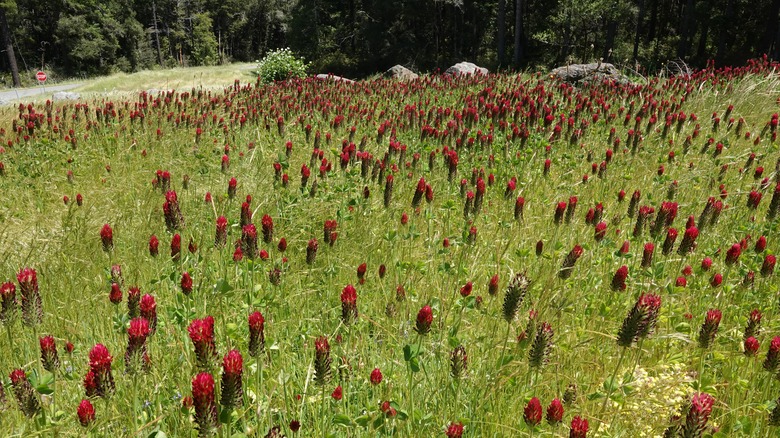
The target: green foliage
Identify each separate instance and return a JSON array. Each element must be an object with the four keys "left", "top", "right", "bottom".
[
  {"left": 255, "top": 47, "right": 309, "bottom": 83},
  {"left": 3, "top": 0, "right": 780, "bottom": 82},
  {"left": 54, "top": 12, "right": 122, "bottom": 75},
  {"left": 190, "top": 13, "right": 219, "bottom": 66}
]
